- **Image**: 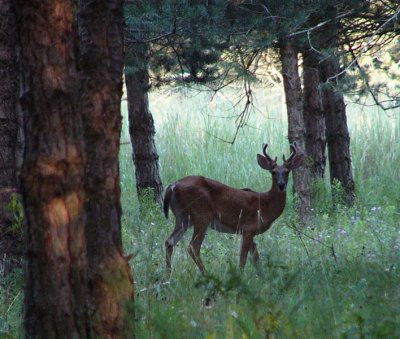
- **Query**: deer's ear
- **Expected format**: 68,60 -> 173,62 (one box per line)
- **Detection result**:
257,154 -> 275,170
287,155 -> 305,170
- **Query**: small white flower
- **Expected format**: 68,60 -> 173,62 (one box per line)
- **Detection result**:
190,320 -> 198,327
229,309 -> 239,319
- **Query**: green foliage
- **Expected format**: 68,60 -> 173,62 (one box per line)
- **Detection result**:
6,194 -> 24,235
0,269 -> 23,338
125,0 -> 231,85
124,1 -> 351,88
125,0 -> 400,116
342,37 -> 400,109
0,196 -> 24,337
331,179 -> 346,206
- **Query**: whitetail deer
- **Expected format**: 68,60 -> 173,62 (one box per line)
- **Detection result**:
163,143 -> 304,273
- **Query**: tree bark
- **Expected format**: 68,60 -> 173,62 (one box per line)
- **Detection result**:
78,0 -> 134,337
15,0 -> 89,337
279,40 -> 312,222
0,0 -> 23,274
125,45 -> 163,205
302,48 -> 326,178
315,6 -> 355,206
320,55 -> 355,205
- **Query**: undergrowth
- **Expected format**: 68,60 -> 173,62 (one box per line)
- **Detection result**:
124,194 -> 399,338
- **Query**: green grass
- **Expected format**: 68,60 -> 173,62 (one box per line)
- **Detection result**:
121,86 -> 400,338
0,269 -> 23,338
1,86 -> 399,338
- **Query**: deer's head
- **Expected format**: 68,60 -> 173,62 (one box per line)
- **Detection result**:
257,143 -> 304,192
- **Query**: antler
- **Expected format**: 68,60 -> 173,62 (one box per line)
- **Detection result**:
283,142 -> 297,164
262,143 -> 277,164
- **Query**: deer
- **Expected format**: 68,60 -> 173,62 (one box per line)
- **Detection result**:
163,142 -> 304,274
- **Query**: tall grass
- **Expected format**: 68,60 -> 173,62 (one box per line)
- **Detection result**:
1,86 -> 399,338
120,86 -> 400,338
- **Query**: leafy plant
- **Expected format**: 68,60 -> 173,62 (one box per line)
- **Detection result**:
6,193 -> 24,235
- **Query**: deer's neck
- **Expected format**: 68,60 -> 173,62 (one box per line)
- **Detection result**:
260,186 -> 287,220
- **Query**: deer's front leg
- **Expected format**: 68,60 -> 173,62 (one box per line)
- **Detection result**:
249,240 -> 260,264
239,233 -> 255,268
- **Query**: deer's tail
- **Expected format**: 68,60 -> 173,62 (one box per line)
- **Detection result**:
163,184 -> 173,219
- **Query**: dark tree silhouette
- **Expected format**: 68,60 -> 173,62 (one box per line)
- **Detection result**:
125,44 -> 163,205
302,48 -> 326,178
78,0 -> 135,336
319,10 -> 356,205
279,40 -> 312,222
16,0 -> 89,336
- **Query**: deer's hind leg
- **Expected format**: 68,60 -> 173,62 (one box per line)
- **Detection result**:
165,215 -> 189,275
188,214 -> 211,274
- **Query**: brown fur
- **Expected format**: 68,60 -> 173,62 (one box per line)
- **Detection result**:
163,144 -> 303,274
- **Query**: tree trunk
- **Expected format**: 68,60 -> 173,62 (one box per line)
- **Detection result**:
302,48 -> 326,178
16,0 -> 89,337
317,7 -> 355,206
279,40 -> 312,223
125,45 -> 163,205
0,0 -> 23,274
320,56 -> 355,205
78,0 -> 134,337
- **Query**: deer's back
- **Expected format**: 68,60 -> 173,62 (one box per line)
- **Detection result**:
170,176 -> 257,226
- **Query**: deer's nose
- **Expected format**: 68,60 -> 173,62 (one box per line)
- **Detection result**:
278,181 -> 286,191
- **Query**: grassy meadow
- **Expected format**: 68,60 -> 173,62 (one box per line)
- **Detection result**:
120,86 -> 400,338
1,86 -> 399,338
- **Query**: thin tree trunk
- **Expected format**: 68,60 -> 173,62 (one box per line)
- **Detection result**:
279,40 -> 312,223
320,55 -> 355,205
16,0 -> 89,337
0,0 -> 22,274
302,48 -> 326,178
125,45 -> 163,205
317,7 -> 355,206
78,0 -> 134,337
